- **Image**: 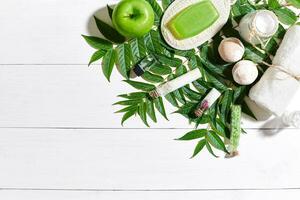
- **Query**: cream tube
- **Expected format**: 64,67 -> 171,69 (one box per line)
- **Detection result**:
149,68 -> 202,98
194,88 -> 221,117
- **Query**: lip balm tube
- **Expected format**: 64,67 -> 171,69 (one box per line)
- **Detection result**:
194,88 -> 221,117
149,68 -> 202,98
239,10 -> 279,45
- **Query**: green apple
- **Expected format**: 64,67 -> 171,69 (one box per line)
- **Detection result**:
112,0 -> 155,38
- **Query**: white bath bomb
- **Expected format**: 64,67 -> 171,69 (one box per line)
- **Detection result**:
232,60 -> 258,85
218,37 -> 245,63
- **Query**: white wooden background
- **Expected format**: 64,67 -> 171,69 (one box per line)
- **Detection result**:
0,0 -> 300,199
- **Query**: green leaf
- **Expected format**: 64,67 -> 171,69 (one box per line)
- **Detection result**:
102,49 -> 117,81
94,16 -> 126,43
121,110 -> 136,125
287,0 -> 300,8
146,99 -> 157,123
115,105 -> 138,113
192,80 -> 209,95
146,0 -> 163,20
88,49 -> 107,66
114,99 -> 142,106
173,89 -> 186,104
118,92 -> 148,99
241,101 -> 257,120
206,131 -> 228,153
244,45 -> 267,63
165,92 -> 179,107
116,44 -> 132,79
176,129 -> 207,141
107,5 -> 114,19
149,64 -> 172,75
138,102 -> 149,127
124,80 -> 155,91
175,65 -> 187,76
206,142 -> 218,158
154,97 -> 168,120
82,35 -> 113,50
142,71 -> 164,83
182,87 -> 202,101
144,30 -> 163,53
129,38 -> 147,64
274,8 -> 297,25
154,54 -> 182,68
162,0 -> 173,10
175,102 -> 195,115
233,86 -> 247,104
191,139 -> 206,158
268,0 -> 281,9
205,71 -> 227,91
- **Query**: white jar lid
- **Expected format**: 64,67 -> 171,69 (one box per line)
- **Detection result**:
252,10 -> 279,37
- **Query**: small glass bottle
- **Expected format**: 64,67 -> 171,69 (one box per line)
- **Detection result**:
239,10 -> 279,45
131,54 -> 157,77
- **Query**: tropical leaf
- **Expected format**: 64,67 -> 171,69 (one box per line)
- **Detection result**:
138,101 -> 149,127
144,30 -> 163,53
94,16 -> 126,43
274,7 -> 298,25
165,92 -> 179,107
89,49 -> 107,66
118,92 -> 148,100
129,37 -> 147,64
124,80 -> 155,91
146,98 -> 157,122
142,71 -> 164,83
116,43 -> 132,79
191,139 -> 206,158
149,64 -> 172,75
154,97 -> 168,120
115,105 -> 138,113
162,0 -> 173,10
206,142 -> 218,158
287,0 -> 300,8
107,5 -> 114,19
102,49 -> 117,81
82,35 -> 112,50
121,110 -> 136,125
114,99 -> 142,106
206,131 -> 228,153
176,129 -> 207,141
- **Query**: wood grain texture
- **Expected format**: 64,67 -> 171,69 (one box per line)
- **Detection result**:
0,0 -> 299,198
1,190 -> 300,200
0,0 -> 118,64
0,128 -> 299,190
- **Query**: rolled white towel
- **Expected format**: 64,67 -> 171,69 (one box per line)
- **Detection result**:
249,25 -> 300,116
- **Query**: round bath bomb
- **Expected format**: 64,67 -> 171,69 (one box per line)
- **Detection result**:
232,60 -> 258,85
218,37 -> 244,63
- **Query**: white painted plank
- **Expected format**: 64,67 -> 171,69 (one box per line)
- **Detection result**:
0,0 -> 118,64
1,190 -> 300,200
0,65 -> 299,128
0,128 -> 299,189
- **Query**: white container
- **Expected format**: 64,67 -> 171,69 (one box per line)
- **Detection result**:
149,68 -> 202,98
239,10 -> 279,45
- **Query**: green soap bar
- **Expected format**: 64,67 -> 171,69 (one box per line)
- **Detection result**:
166,0 -> 219,40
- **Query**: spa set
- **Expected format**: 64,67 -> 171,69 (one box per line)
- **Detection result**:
83,0 -> 300,158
